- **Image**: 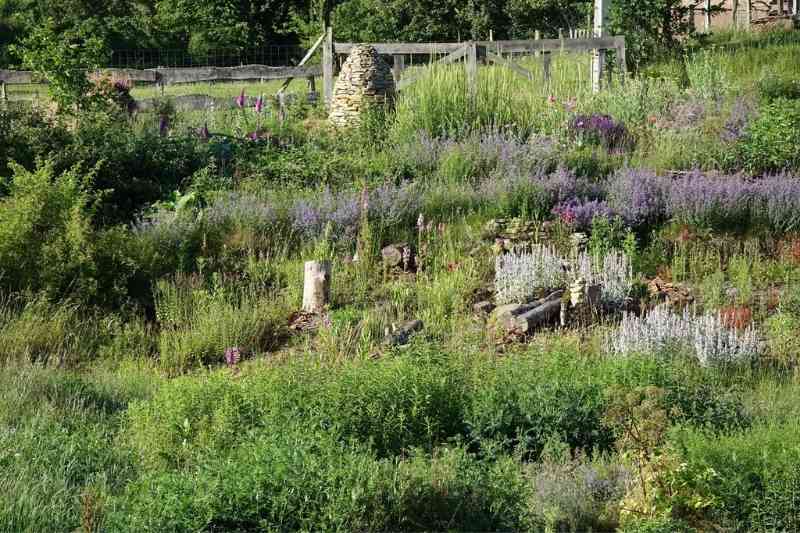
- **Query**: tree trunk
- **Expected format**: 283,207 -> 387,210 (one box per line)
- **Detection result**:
302,260 -> 331,313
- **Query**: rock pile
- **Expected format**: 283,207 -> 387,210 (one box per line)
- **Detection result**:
329,45 -> 395,127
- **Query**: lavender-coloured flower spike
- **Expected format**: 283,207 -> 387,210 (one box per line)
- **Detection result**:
235,89 -> 246,109
158,115 -> 168,136
255,95 -> 264,113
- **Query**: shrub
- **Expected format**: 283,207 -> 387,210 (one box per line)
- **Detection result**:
495,246 -> 633,306
670,421 -> 800,531
494,245 -> 568,304
110,436 -> 530,533
528,445 -> 630,532
734,98 -> 800,174
758,75 -> 800,101
0,296 -> 101,366
467,357 -> 614,459
0,161 -> 103,302
569,114 -> 633,154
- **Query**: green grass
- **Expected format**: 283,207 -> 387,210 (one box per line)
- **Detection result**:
2,29 -> 800,533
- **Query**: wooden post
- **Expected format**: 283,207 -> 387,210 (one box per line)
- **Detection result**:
0,81 -> 6,102
617,42 -> 627,86
322,25 -> 334,106
465,41 -> 478,102
489,29 -> 494,41
302,260 -> 331,313
392,55 -> 405,84
307,76 -> 317,103
745,0 -> 751,29
705,0 -> 712,31
591,0 -> 608,93
731,0 -> 739,28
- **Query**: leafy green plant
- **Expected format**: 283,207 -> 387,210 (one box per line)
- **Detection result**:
12,19 -> 109,111
155,277 -> 286,373
733,98 -> 800,173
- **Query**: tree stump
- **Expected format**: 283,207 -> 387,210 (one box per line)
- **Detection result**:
302,260 -> 331,313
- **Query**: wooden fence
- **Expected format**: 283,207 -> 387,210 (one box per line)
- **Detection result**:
0,64 -> 323,111
0,25 -> 627,112
322,27 -> 627,104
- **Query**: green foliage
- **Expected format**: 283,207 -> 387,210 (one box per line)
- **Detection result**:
733,98 -> 800,174
0,161 -> 103,302
154,277 -> 287,373
670,421 -> 800,530
13,18 -> 109,110
0,296 -> 99,366
758,74 -> 800,101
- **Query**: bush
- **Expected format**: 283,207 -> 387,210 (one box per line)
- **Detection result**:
734,98 -> 800,174
0,160 -> 139,307
670,421 -> 800,530
758,75 -> 800,101
467,356 -> 613,459
0,296 -> 103,366
110,435 -> 530,533
56,113 -> 211,224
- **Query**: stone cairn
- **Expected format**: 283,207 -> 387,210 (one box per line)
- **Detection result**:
329,45 -> 395,127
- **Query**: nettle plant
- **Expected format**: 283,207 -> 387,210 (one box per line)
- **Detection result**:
494,245 -> 633,305
606,304 -> 761,366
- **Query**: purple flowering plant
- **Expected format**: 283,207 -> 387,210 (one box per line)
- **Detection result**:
569,114 -> 633,153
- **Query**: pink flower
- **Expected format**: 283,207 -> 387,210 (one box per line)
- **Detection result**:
235,89 -> 246,109
255,95 -> 264,113
548,95 -> 556,104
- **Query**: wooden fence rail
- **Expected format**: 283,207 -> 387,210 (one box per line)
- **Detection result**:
324,33 -> 627,105
0,64 -> 322,86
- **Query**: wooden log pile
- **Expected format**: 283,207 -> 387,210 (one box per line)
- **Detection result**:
329,45 -> 394,127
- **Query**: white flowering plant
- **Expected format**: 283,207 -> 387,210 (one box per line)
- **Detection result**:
605,304 -> 761,366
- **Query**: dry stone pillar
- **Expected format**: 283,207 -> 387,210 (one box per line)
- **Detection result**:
329,45 -> 395,127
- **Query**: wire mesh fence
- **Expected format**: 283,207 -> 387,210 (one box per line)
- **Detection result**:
109,45 -> 307,69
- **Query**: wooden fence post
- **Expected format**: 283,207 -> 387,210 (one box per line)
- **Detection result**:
465,41 -> 478,102
705,0 -> 712,31
0,81 -> 6,103
392,55 -> 405,84
323,25 -> 334,106
591,0 -> 608,93
745,0 -> 752,29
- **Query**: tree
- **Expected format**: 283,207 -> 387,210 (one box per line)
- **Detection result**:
610,0 -> 725,67
13,18 -> 109,110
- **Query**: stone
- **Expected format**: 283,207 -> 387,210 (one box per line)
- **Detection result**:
384,319 -> 424,346
473,301 -> 495,315
329,45 -> 395,128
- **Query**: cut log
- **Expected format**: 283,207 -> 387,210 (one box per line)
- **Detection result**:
489,290 -> 564,332
514,297 -> 563,334
302,260 -> 331,313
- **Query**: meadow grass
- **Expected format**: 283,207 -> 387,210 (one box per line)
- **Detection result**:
1,29 -> 800,533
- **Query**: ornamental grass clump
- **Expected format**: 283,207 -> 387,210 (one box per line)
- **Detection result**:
606,304 -> 761,366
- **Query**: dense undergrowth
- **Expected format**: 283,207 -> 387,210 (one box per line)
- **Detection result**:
2,29 -> 800,532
